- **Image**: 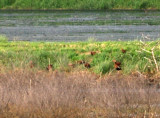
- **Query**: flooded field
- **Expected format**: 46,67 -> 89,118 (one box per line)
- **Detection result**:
0,10 -> 160,41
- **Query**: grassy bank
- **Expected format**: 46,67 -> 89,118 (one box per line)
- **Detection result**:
0,35 -> 160,75
0,0 -> 160,10
0,35 -> 160,117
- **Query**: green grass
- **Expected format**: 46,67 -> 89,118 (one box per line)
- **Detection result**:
0,0 -> 160,10
0,36 -> 160,74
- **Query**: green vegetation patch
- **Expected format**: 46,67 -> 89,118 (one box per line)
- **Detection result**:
0,36 -> 160,74
0,0 -> 160,10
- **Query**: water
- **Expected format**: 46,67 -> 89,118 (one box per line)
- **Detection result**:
0,10 -> 160,41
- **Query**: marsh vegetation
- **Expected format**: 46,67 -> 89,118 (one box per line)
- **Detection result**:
0,34 -> 160,117
0,0 -> 160,10
0,36 -> 160,75
0,69 -> 160,117
1,10 -> 160,41
1,1 -> 160,117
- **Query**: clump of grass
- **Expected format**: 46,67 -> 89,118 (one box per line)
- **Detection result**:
140,1 -> 151,9
87,37 -> 98,43
93,61 -> 113,74
0,35 -> 8,43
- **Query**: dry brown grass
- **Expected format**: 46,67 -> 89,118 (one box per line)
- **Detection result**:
0,69 -> 160,117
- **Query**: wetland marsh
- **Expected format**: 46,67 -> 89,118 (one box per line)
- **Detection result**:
1,10 -> 160,41
0,10 -> 160,117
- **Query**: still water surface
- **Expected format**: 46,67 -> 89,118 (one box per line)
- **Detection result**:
0,10 -> 160,41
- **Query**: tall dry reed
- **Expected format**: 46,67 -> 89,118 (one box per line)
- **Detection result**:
0,69 -> 160,117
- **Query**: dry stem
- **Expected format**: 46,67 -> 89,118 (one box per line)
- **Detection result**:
151,47 -> 159,72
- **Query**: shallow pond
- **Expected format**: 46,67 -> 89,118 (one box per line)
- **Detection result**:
0,10 -> 160,41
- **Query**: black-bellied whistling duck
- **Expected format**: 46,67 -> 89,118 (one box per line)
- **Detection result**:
84,62 -> 91,68
149,78 -> 154,83
91,51 -> 96,56
29,61 -> 34,68
77,60 -> 85,65
112,60 -> 121,70
121,48 -> 126,53
46,64 -> 53,71
68,63 -> 75,68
